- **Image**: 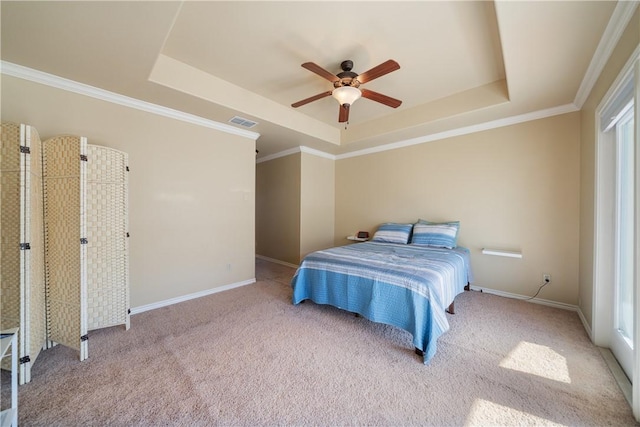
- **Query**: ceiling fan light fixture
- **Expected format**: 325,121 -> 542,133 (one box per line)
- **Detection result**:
332,86 -> 361,107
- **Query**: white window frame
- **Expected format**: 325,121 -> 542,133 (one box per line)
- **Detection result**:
593,46 -> 639,420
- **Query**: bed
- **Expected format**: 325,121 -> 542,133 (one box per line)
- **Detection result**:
291,222 -> 472,364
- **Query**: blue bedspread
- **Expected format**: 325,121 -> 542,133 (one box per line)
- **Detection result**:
291,242 -> 472,363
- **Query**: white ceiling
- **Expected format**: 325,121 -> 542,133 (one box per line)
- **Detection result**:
0,1 -> 621,159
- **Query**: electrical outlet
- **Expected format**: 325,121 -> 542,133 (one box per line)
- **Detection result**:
543,273 -> 551,284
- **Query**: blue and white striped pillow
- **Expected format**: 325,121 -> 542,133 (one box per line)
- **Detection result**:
371,223 -> 413,244
411,220 -> 460,249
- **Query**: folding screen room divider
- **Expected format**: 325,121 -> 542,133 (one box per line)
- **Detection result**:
0,122 -> 130,384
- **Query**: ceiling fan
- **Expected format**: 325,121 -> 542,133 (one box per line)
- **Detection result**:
291,59 -> 402,123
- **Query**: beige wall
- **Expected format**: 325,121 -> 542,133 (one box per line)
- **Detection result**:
579,9 -> 640,329
336,113 -> 581,305
300,152 -> 335,259
2,76 -> 256,308
256,153 -> 301,264
256,150 -> 335,264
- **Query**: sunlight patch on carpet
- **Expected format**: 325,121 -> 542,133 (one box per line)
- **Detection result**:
465,398 -> 565,426
499,341 -> 571,384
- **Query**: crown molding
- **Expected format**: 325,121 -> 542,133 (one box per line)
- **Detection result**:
256,146 -> 302,164
257,103 -> 579,163
574,0 -> 639,108
256,145 -> 337,164
4,60 -> 585,165
1,61 -> 261,141
335,103 -> 579,160
299,146 -> 336,160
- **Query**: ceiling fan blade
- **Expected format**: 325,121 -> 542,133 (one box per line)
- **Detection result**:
361,89 -> 402,108
291,91 -> 332,108
301,62 -> 340,83
356,60 -> 400,84
338,104 -> 350,123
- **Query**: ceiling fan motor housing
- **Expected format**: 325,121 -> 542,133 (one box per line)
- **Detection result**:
335,59 -> 360,88
340,60 -> 354,71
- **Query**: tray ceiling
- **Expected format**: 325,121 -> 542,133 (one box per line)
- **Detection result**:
0,1 -> 620,158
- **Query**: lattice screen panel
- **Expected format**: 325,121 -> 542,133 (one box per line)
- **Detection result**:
86,144 -> 130,330
43,135 -> 88,361
26,125 -> 47,380
0,123 -> 47,384
0,123 -> 22,335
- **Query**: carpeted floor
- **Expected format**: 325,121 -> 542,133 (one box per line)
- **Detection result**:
1,258 -> 637,426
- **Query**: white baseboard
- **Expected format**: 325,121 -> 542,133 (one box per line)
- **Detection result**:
576,306 -> 593,340
130,278 -> 256,315
468,285 -> 578,312
599,347 -> 632,407
255,254 -> 299,269
470,285 -> 594,340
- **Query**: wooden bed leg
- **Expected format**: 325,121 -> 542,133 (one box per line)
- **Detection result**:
415,347 -> 424,357
446,282 -> 471,315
